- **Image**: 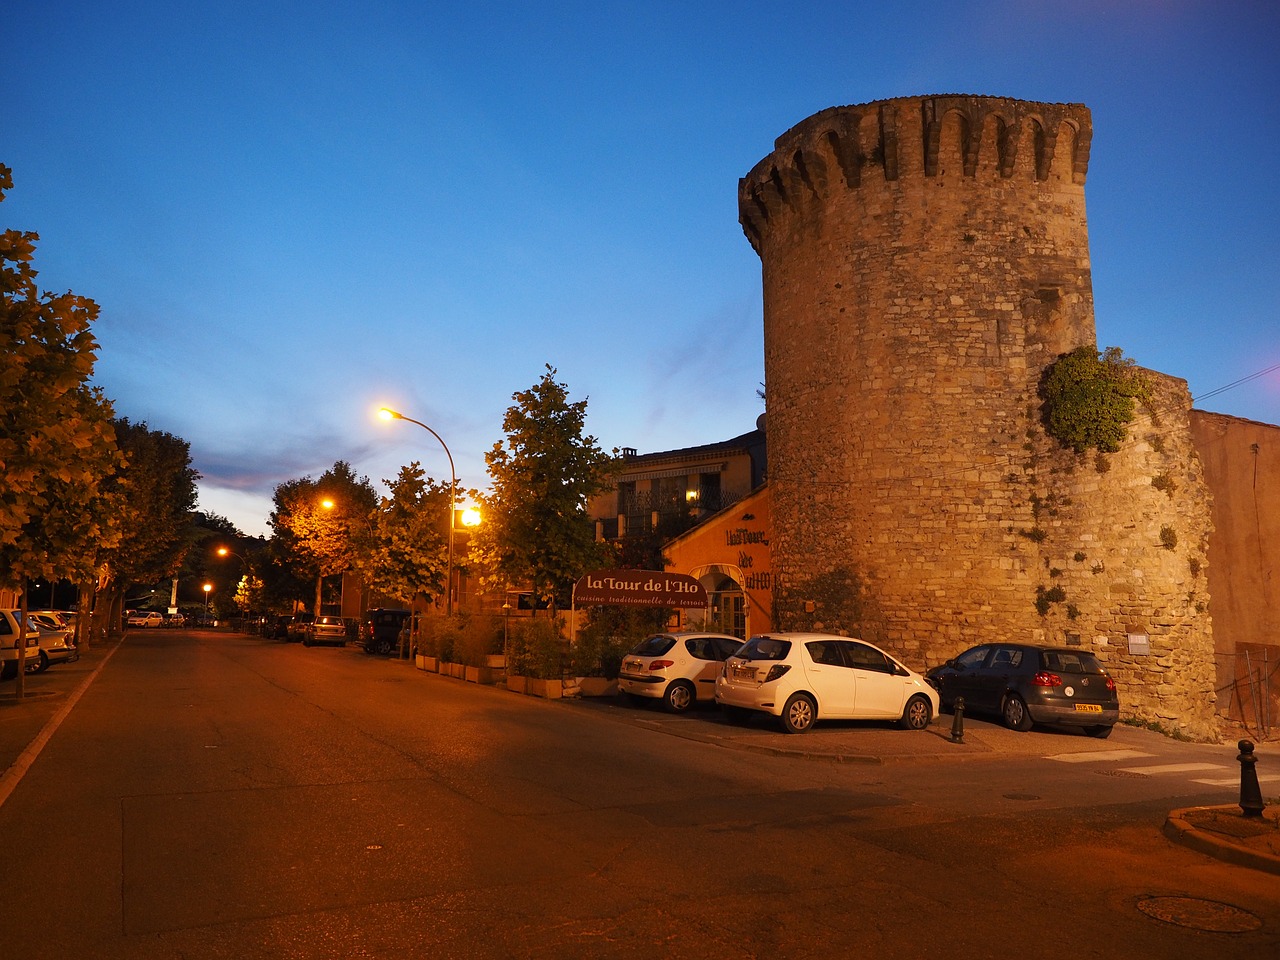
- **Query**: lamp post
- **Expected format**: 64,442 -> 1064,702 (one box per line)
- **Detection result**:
203,583 -> 213,622
378,407 -> 459,616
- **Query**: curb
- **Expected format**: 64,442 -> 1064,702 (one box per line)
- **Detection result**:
1164,805 -> 1280,876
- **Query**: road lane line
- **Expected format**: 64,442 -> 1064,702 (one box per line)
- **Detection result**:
0,639 -> 124,810
1192,774 -> 1280,786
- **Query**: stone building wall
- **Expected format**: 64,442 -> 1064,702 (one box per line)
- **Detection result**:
740,95 -> 1218,739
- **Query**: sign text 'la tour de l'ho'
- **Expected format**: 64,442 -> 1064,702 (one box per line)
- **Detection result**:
572,570 -> 709,611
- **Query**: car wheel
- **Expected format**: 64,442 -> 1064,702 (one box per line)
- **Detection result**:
376,639 -> 393,656
721,705 -> 753,725
779,693 -> 817,734
1086,723 -> 1114,739
27,651 -> 50,674
900,694 -> 932,730
663,680 -> 695,714
1001,694 -> 1034,731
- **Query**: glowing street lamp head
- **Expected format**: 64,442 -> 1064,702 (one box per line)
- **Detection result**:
203,583 -> 212,594
460,507 -> 481,528
321,499 -> 335,510
377,407 -> 403,422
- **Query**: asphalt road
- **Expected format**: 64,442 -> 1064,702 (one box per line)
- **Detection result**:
1,629 -> 1277,959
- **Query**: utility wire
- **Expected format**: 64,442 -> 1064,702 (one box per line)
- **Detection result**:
1193,362 -> 1280,404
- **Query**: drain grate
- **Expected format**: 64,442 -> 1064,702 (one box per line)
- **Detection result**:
1137,896 -> 1262,933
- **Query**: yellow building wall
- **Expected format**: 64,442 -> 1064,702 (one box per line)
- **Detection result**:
664,486 -> 774,636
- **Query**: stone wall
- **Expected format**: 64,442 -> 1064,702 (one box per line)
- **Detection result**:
740,95 -> 1218,739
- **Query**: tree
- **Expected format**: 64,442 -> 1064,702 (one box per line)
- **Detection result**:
269,461 -> 377,614
0,163 -> 125,691
475,365 -> 616,612
95,420 -> 201,633
359,462 -> 454,607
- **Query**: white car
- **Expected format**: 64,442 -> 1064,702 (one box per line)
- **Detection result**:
127,611 -> 166,628
714,632 -> 939,734
0,611 -> 44,680
19,611 -> 78,672
617,632 -> 744,713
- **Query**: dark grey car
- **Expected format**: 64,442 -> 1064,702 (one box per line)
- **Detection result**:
925,643 -> 1119,737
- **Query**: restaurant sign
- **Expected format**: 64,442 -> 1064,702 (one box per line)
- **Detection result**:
573,569 -> 708,609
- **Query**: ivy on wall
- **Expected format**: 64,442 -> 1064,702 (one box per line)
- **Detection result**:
1039,345 -> 1149,453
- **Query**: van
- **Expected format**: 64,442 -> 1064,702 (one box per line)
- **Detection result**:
360,608 -> 411,656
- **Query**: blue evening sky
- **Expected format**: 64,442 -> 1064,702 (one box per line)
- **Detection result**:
6,1 -> 1278,536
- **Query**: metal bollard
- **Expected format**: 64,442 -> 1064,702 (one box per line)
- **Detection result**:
1238,739 -> 1265,818
950,697 -> 965,743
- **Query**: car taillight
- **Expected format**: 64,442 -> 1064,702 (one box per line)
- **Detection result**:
762,664 -> 791,683
1104,675 -> 1116,691
648,660 -> 674,671
1032,671 -> 1062,687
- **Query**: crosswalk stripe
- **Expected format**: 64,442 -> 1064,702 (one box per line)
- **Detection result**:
1192,774 -> 1280,787
1048,750 -> 1154,763
1117,763 -> 1225,775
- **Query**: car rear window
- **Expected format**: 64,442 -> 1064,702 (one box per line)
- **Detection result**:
630,635 -> 676,657
1042,650 -> 1104,674
739,637 -> 791,661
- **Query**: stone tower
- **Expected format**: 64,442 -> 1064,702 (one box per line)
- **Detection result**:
741,95 -> 1217,738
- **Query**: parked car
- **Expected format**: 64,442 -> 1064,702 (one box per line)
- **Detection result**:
715,633 -> 938,734
165,613 -> 186,628
266,615 -> 293,640
618,632 -> 744,713
0,610 -> 44,680
360,608 -> 411,656
127,611 -> 165,628
925,643 -> 1119,737
303,615 -> 347,647
15,611 -> 77,672
285,613 -> 314,642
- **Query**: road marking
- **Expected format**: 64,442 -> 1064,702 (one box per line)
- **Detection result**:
0,639 -> 124,810
1048,750 -> 1154,763
1193,774 -> 1280,787
1117,763 -> 1226,775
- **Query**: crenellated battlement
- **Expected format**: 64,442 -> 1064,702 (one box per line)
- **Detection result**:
739,95 -> 1092,252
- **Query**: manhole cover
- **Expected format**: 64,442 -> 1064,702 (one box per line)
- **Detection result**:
1097,769 -> 1148,778
1002,793 -> 1041,801
1137,896 -> 1262,933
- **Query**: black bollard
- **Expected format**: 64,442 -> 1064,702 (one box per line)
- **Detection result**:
1237,739 -> 1265,818
950,697 -> 965,743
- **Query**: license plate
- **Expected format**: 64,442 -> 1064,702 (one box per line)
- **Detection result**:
1074,703 -> 1103,713
732,664 -> 756,681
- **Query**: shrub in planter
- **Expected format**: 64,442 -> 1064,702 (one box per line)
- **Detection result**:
574,606 -> 666,678
508,617 -> 564,680
454,614 -> 504,667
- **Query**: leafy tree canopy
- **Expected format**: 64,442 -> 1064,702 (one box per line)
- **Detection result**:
475,365 -> 616,610
0,162 -> 124,588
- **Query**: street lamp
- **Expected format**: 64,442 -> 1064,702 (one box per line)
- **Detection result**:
203,583 -> 213,621
378,406 -> 458,616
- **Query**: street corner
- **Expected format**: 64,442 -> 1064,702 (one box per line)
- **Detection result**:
1164,803 -> 1280,876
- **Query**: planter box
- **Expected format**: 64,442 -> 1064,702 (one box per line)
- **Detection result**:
484,654 -> 506,670
506,675 -> 528,695
576,677 -> 618,698
417,655 -> 438,673
445,662 -> 465,679
526,678 -> 563,700
414,655 -> 427,670
465,665 -> 501,685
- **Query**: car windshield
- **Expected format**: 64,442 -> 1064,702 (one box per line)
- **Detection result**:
1042,650 -> 1104,674
738,637 -> 792,661
630,635 -> 676,657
